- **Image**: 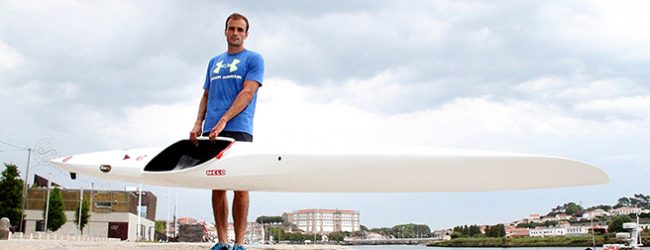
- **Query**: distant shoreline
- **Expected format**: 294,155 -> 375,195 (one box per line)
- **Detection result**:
427,235 -> 638,248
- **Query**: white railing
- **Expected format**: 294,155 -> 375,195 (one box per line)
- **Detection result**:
9,232 -> 121,242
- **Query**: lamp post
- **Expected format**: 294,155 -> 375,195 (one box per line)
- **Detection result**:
78,187 -> 84,233
166,187 -> 170,242
89,182 -> 93,237
136,184 -> 143,241
17,138 -> 59,233
19,148 -> 32,233
44,173 -> 51,232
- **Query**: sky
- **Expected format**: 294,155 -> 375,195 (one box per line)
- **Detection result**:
1,0 -> 649,230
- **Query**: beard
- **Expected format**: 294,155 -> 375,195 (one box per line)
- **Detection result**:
227,37 -> 243,47
228,41 -> 243,47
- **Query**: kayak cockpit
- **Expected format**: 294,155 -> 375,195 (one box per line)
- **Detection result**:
143,138 -> 233,172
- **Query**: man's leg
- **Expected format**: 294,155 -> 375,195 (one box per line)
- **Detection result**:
232,191 -> 249,245
212,190 -> 229,244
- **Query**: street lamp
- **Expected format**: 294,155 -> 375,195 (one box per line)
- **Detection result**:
44,173 -> 51,232
18,138 -> 60,233
77,187 -> 84,233
19,148 -> 32,233
137,184 -> 143,241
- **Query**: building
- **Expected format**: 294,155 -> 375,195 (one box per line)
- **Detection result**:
611,207 -> 649,216
21,177 -> 157,241
555,214 -> 572,221
529,227 -> 566,237
177,217 -> 198,225
283,209 -> 360,234
431,229 -> 452,241
557,221 -> 571,228
565,226 -> 590,236
528,214 -> 541,223
505,226 -> 529,237
540,214 -> 571,223
580,209 -> 610,220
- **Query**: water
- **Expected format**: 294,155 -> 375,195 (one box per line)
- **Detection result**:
347,246 -> 593,250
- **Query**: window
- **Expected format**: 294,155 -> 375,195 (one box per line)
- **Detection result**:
95,201 -> 112,208
35,220 -> 45,232
139,205 -> 148,217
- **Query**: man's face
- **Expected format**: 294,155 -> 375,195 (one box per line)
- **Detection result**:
225,18 -> 248,47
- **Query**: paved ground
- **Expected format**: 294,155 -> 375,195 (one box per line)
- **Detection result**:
0,239 -> 347,250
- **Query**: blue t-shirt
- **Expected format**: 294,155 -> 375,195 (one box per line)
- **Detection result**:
202,49 -> 264,135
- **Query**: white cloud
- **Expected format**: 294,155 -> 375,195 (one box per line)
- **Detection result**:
97,102 -> 198,149
556,79 -> 643,100
575,95 -> 650,120
255,79 -> 649,153
0,40 -> 25,70
57,82 -> 81,99
307,70 -> 410,112
516,76 -> 649,121
543,1 -> 650,60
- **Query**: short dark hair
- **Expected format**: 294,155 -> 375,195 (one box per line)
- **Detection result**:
225,13 -> 249,32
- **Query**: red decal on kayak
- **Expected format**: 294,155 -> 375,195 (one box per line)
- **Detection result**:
123,154 -> 130,160
206,169 -> 226,176
216,142 -> 235,160
62,156 -> 73,163
136,155 -> 148,161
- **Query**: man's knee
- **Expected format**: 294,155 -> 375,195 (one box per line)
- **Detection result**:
212,190 -> 227,204
234,191 -> 249,197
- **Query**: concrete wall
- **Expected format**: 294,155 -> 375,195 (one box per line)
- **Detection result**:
126,212 -> 154,241
23,210 -> 154,241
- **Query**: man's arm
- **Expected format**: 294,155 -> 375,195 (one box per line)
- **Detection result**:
208,80 -> 260,140
189,89 -> 209,145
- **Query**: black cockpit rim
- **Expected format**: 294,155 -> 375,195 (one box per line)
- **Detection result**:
143,138 -> 234,172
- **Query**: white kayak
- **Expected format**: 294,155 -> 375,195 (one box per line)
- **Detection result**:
49,137 -> 608,192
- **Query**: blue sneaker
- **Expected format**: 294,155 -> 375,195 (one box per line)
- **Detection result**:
232,244 -> 246,250
210,242 -> 231,250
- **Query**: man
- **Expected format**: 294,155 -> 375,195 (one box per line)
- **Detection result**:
190,13 -> 264,250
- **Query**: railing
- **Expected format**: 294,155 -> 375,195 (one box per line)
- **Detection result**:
8,232 -> 121,242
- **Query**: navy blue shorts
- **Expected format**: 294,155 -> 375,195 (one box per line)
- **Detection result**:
202,131 -> 253,142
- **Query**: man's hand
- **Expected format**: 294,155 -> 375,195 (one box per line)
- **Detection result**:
209,118 -> 227,141
189,123 -> 202,146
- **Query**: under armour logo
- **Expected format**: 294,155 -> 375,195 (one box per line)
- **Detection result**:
214,59 -> 240,73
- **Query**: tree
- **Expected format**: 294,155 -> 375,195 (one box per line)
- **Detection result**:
392,223 -> 431,238
543,220 -> 558,227
0,163 -> 24,227
370,227 -> 394,237
155,220 -> 167,235
548,202 -> 583,216
468,225 -> 481,237
43,187 -> 66,232
74,199 -> 90,234
360,225 -> 368,231
266,226 -> 284,242
255,215 -> 283,224
615,197 -> 631,209
564,202 -> 582,215
516,222 -> 536,228
282,231 -> 313,242
328,231 -> 345,242
452,224 -> 481,238
485,224 -> 506,238
453,225 -> 469,237
632,194 -> 650,209
450,231 -> 464,239
608,215 -> 633,233
588,205 -> 612,211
